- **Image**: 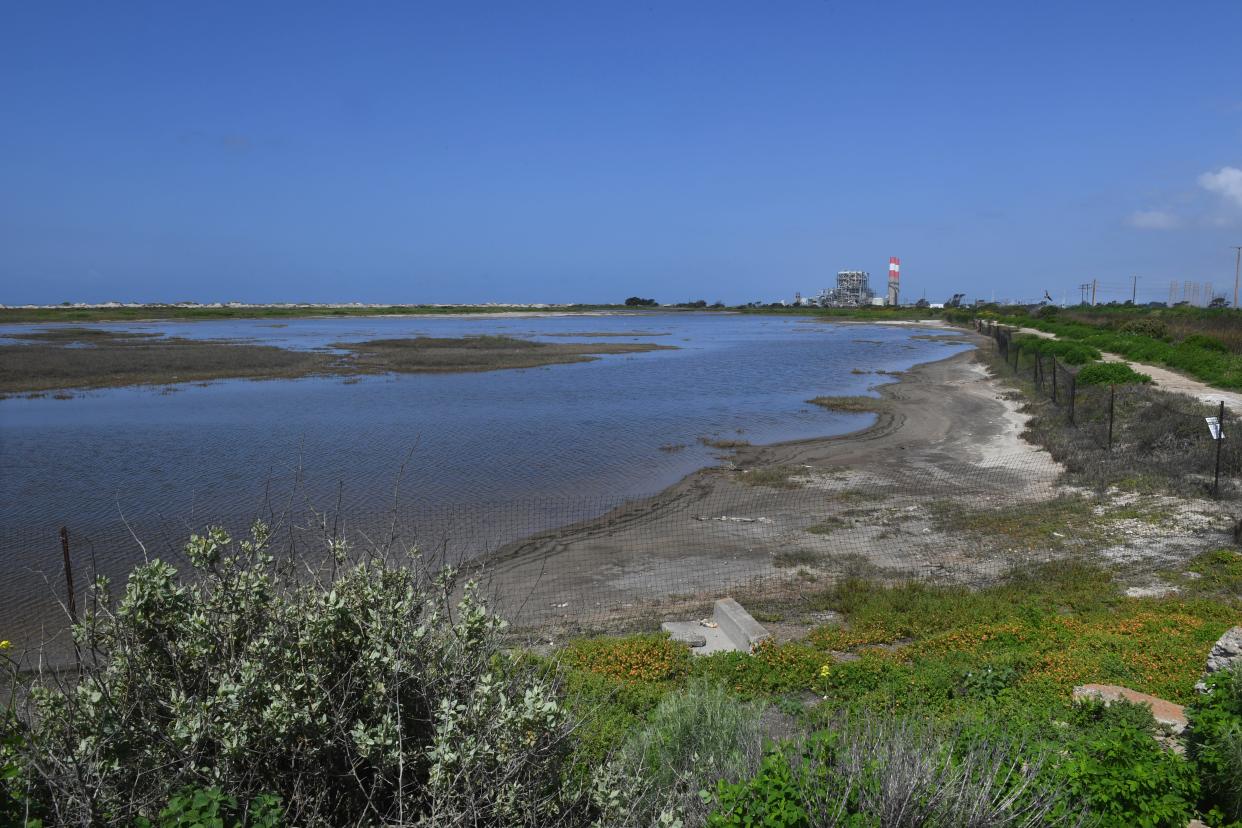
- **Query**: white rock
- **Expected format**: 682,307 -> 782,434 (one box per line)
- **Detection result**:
1206,626 -> 1242,676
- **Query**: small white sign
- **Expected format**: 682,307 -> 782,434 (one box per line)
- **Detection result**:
1206,416 -> 1224,440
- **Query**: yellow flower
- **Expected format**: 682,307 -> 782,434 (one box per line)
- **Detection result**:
0,640 -> 9,649
819,663 -> 831,678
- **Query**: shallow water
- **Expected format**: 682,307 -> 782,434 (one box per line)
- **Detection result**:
0,312 -> 969,640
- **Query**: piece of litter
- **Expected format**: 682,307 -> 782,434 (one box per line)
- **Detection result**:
699,619 -> 718,629
550,602 -> 569,609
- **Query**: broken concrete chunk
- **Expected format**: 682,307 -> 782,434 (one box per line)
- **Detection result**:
1072,684 -> 1187,734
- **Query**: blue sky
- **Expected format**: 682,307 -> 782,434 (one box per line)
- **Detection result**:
3,1 -> 1242,306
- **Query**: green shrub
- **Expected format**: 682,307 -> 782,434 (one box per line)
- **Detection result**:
1076,362 -> 1152,386
1187,665 -> 1242,824
613,678 -> 769,826
1058,700 -> 1198,827
1183,333 -> 1229,353
1011,334 -> 1101,366
6,523 -> 588,826
1121,318 -> 1171,340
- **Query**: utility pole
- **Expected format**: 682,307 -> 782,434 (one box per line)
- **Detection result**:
1091,279 -> 1097,306
1233,246 -> 1242,309
1131,275 -> 1137,305
1079,283 -> 1090,305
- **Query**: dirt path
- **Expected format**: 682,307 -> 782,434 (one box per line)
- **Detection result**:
1011,325 -> 1242,407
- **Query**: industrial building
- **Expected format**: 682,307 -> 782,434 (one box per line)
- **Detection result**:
813,270 -> 875,307
795,257 -> 904,307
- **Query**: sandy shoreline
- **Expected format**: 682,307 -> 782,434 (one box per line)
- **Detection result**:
480,333 -> 1062,626
480,329 -> 1235,634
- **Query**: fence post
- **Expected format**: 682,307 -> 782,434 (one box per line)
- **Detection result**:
60,526 -> 78,624
1013,344 -> 1020,372
1051,356 -> 1058,403
1108,385 -> 1115,451
1068,373 -> 1077,425
1214,400 -> 1225,496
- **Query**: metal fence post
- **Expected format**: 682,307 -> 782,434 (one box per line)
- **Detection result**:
1068,373 -> 1076,425
1051,356 -> 1058,403
1108,385 -> 1115,451
60,526 -> 78,624
1214,400 -> 1225,496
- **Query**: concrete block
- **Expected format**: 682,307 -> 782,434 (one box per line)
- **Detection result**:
661,622 -> 706,648
714,598 -> 770,652
661,620 -> 736,655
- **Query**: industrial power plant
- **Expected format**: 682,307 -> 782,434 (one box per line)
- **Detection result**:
794,257 -> 903,308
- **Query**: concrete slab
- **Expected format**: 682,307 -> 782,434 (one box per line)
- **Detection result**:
714,597 -> 771,652
661,620 -> 738,655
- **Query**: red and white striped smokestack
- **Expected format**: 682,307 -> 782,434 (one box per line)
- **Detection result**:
886,257 -> 900,306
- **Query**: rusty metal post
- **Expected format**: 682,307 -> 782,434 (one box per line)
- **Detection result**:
1051,356 -> 1059,403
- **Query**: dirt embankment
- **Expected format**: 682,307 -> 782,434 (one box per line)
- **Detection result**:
481,336 -> 1235,633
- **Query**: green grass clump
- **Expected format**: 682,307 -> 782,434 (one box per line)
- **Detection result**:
1076,362 -> 1152,386
1012,334 -> 1101,365
1183,333 -> 1229,353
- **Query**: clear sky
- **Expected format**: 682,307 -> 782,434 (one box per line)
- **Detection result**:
3,1 -> 1242,306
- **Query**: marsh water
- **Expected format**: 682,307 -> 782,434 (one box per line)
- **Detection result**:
0,313 -> 970,641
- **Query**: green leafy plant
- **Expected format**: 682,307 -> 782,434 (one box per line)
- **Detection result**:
134,787 -> 282,828
1058,700 -> 1198,827
707,748 -> 808,828
1187,665 -> 1242,824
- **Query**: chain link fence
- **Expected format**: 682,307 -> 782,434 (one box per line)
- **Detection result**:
4,444 -> 1237,656
978,320 -> 1240,488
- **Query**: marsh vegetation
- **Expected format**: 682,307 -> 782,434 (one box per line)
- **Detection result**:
0,330 -> 674,394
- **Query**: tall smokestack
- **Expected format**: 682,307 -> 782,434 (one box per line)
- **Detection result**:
887,257 -> 900,306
